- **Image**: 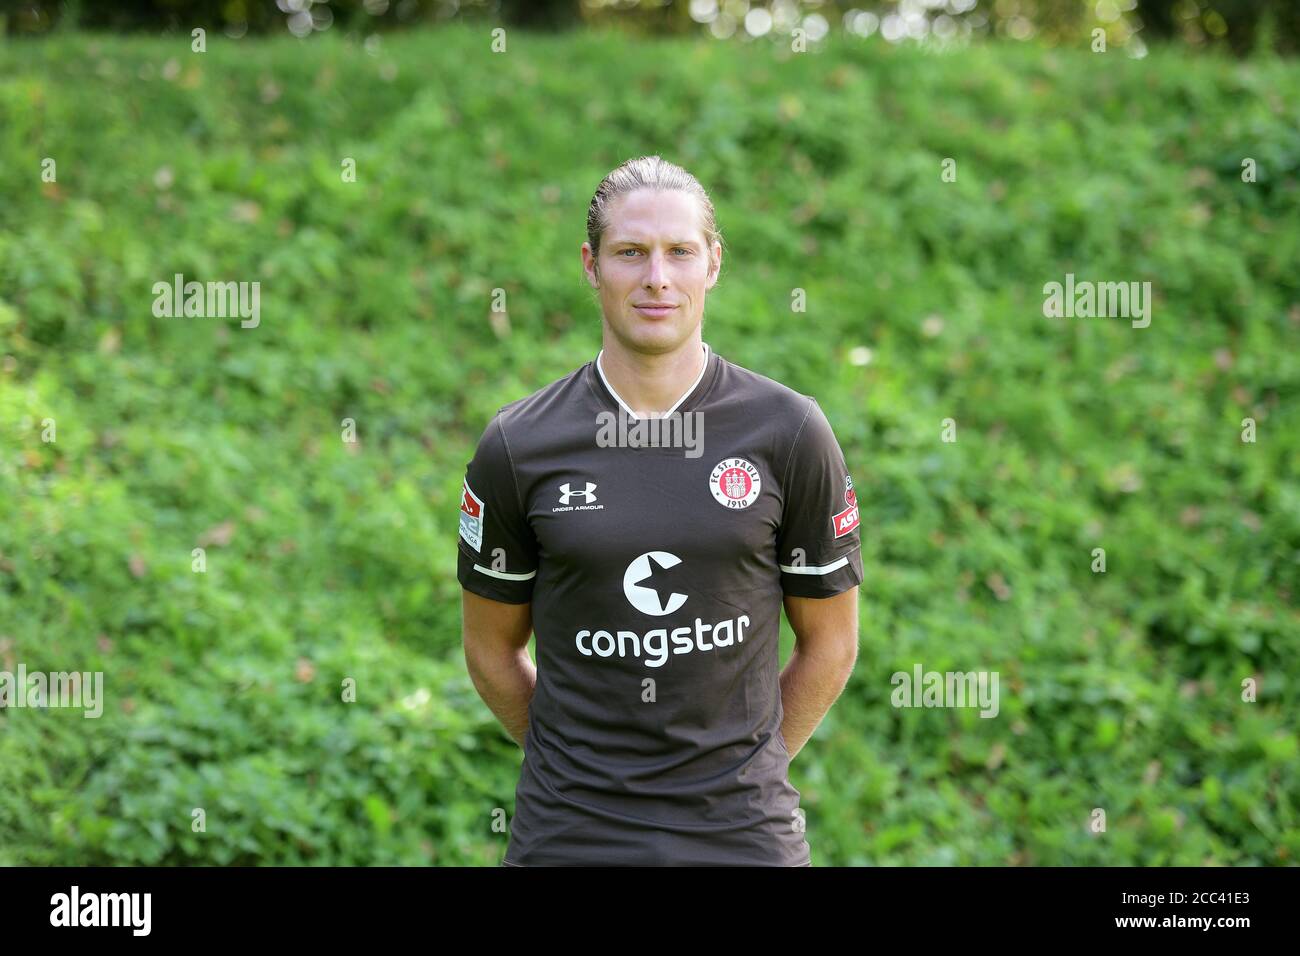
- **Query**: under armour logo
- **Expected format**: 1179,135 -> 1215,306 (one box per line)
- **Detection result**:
558,482 -> 597,505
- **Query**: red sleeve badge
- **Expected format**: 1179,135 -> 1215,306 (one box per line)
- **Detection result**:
832,475 -> 859,538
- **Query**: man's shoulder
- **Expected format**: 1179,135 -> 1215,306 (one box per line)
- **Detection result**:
714,354 -> 815,422
492,361 -> 593,426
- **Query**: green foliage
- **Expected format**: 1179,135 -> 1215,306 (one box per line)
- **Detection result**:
0,24 -> 1297,865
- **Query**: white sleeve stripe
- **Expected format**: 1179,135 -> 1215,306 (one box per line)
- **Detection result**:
473,564 -> 537,581
779,556 -> 849,575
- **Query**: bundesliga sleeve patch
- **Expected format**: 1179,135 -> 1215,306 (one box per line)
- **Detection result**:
832,474 -> 859,538
459,478 -> 484,552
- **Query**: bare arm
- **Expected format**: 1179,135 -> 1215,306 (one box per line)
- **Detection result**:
778,586 -> 859,760
462,589 -> 536,748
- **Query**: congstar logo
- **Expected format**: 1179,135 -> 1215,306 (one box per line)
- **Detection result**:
574,551 -> 749,668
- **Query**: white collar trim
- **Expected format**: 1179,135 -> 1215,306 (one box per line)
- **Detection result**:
595,342 -> 711,421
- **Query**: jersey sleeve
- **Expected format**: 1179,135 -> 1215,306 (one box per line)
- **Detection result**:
775,398 -> 864,599
456,412 -> 538,604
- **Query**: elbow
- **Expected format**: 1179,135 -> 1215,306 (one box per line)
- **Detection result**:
840,640 -> 859,677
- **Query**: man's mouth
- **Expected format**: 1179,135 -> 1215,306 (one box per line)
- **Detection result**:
634,304 -> 677,318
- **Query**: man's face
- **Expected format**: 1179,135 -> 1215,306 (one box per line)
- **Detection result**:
582,188 -> 721,355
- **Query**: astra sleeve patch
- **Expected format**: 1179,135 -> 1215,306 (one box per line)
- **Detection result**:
833,475 -> 860,538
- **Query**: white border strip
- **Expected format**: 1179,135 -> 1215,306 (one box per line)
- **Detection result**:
596,342 -> 710,421
779,556 -> 849,575
473,565 -> 537,581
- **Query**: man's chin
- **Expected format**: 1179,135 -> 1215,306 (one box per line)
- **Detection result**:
611,320 -> 696,355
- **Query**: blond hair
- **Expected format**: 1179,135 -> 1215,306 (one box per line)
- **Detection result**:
585,155 -> 723,277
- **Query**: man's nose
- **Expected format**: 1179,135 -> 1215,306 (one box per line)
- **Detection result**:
644,251 -> 669,287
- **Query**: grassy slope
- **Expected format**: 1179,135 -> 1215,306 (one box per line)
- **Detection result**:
0,23 -> 1297,864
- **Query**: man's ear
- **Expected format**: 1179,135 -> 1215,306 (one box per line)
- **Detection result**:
581,242 -> 600,289
707,244 -> 722,288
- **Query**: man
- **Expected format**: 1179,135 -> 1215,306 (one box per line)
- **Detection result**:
458,156 -> 861,866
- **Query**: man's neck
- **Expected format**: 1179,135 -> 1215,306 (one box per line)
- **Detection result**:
596,338 -> 708,420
